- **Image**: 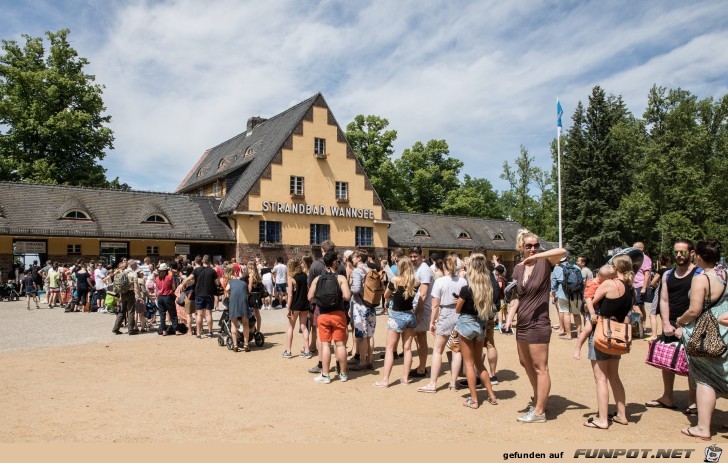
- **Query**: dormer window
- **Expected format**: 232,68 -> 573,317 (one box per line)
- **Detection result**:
62,210 -> 91,220
218,158 -> 226,170
457,231 -> 471,240
493,233 -> 505,241
144,214 -> 169,224
414,229 -> 430,237
244,147 -> 254,157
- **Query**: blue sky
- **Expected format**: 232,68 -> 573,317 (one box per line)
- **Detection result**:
1,0 -> 726,193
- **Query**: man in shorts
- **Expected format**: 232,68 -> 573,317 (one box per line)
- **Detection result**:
307,240 -> 336,374
185,255 -> 219,338
550,255 -> 583,339
21,269 -> 39,310
272,256 -> 287,309
409,246 -> 433,378
307,251 -> 351,383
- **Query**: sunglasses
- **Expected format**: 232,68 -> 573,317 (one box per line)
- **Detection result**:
524,243 -> 539,250
672,250 -> 690,257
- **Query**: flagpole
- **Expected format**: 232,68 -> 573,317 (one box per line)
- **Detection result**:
557,98 -> 563,248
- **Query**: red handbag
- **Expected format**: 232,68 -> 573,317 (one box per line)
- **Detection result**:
645,336 -> 689,376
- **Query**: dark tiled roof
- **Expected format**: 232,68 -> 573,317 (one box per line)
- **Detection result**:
387,211 -> 548,251
0,182 -> 234,241
177,94 -> 320,213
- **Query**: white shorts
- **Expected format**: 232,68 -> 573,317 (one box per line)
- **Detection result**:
557,297 -> 581,315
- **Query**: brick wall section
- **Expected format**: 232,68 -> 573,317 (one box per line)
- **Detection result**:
0,254 -> 13,279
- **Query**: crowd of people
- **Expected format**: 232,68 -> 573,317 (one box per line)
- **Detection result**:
8,233 -> 728,439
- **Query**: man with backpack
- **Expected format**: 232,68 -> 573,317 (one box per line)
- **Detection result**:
307,240 -> 336,374
550,254 -> 584,339
349,250 -> 382,371
307,251 -> 352,384
111,260 -> 139,335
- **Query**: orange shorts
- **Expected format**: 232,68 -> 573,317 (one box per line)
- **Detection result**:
317,311 -> 347,342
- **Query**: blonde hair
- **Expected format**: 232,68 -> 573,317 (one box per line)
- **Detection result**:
465,254 -> 494,320
247,261 -> 261,285
396,257 -> 418,299
597,264 -> 617,280
443,254 -> 459,276
516,228 -> 539,252
611,255 -> 634,287
287,258 -> 302,277
223,264 -> 235,281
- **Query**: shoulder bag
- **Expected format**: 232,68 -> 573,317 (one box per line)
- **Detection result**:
685,275 -> 727,358
594,315 -> 632,355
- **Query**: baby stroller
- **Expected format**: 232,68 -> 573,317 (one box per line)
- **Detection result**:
217,295 -> 265,350
0,282 -> 21,301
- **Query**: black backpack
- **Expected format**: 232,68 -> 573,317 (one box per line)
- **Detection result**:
560,263 -> 584,299
315,272 -> 340,310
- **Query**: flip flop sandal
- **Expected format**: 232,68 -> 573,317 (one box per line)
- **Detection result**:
680,427 -> 710,441
417,385 -> 437,393
684,406 -> 698,416
373,382 -> 389,388
487,395 -> 498,405
644,400 -> 677,409
583,417 -> 608,429
463,397 -> 479,409
608,414 -> 628,425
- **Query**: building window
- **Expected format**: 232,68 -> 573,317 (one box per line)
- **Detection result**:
259,221 -> 282,244
335,181 -> 348,201
244,147 -> 254,157
146,246 -> 159,255
314,138 -> 326,157
414,228 -> 429,237
67,244 -> 81,255
458,231 -> 471,240
493,233 -> 505,241
290,176 -> 304,197
62,210 -> 91,220
310,224 -> 330,245
212,182 -> 221,197
218,158 -> 226,170
355,226 -> 374,247
144,214 -> 169,224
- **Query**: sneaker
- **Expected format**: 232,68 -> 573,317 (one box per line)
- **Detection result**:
112,329 -> 122,335
308,365 -> 322,374
302,351 -> 313,359
314,374 -> 331,384
458,378 -> 483,389
282,350 -> 293,359
494,324 -> 502,332
517,410 -> 546,423
339,373 -> 349,382
490,375 -> 499,385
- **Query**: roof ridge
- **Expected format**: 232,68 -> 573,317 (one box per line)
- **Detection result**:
203,93 -> 321,153
389,210 -> 517,224
0,180 -> 216,200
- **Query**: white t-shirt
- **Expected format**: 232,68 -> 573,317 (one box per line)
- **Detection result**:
413,262 -> 434,311
273,263 -> 287,284
431,275 -> 467,308
94,268 -> 108,291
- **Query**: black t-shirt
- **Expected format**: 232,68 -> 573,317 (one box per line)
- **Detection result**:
260,267 -> 271,276
193,266 -> 218,297
387,281 -> 417,311
459,285 -> 477,316
22,275 -> 35,291
75,270 -> 91,289
291,272 -> 309,311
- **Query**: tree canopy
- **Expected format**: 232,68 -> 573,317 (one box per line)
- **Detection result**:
0,29 -> 127,189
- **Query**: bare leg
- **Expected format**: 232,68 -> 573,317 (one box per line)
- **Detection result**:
460,337 -> 479,407
424,335 -> 448,388
415,331 -> 428,374
607,358 -> 626,423
473,339 -> 496,402
590,360 -> 610,428
375,330 -> 400,387
230,317 -> 240,349
517,341 -> 538,398
528,343 -> 551,416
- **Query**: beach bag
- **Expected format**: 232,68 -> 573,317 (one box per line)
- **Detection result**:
645,336 -> 688,376
104,292 -> 118,307
685,275 -> 727,358
560,263 -> 584,299
594,316 -> 632,355
362,268 -> 384,308
315,272 -> 340,310
446,329 -> 460,352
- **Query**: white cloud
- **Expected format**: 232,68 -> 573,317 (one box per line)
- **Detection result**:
1,0 -> 726,192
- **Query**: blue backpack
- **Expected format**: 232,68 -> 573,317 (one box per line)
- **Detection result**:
560,263 -> 584,299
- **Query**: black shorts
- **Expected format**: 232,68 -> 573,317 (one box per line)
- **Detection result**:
77,288 -> 90,302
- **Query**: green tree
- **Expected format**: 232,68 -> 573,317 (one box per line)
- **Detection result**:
439,174 -> 504,218
499,145 -> 540,229
560,86 -> 635,263
394,139 -> 463,213
345,115 -> 401,210
0,29 -> 126,188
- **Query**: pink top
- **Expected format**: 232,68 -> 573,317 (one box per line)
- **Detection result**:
633,254 -> 652,288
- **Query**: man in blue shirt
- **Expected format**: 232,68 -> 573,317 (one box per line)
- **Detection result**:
550,255 -> 583,340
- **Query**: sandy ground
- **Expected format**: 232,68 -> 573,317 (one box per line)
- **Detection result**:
1,300 -> 726,443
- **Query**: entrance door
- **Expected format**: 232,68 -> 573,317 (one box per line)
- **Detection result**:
13,240 -> 48,272
100,241 -> 128,266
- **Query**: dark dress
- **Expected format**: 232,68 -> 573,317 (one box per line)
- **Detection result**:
512,258 -> 553,344
228,279 -> 248,319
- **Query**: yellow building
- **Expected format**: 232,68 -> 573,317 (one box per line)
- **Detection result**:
176,93 -> 391,261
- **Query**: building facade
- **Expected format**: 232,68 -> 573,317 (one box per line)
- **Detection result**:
0,93 -> 534,275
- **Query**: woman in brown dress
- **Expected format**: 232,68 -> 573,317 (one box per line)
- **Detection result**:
503,229 -> 566,423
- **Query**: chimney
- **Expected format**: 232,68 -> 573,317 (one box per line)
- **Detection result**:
247,116 -> 267,131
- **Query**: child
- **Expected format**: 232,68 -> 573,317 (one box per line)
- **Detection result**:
573,264 -> 617,360
20,270 -> 39,310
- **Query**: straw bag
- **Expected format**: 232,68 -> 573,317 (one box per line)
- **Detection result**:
594,316 -> 632,355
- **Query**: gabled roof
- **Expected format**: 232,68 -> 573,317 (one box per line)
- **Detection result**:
178,93 -> 390,219
387,211 -> 549,251
0,182 -> 234,241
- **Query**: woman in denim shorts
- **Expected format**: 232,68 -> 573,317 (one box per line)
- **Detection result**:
455,255 -> 498,409
374,258 -> 420,388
